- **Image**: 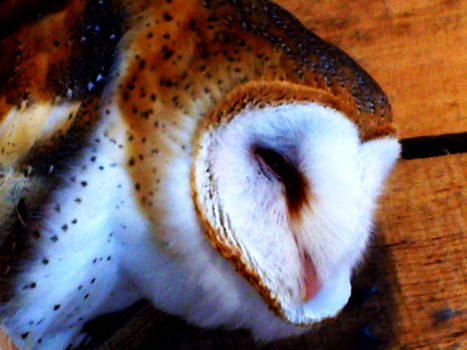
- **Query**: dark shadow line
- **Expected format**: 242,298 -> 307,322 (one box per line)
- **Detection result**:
400,132 -> 467,160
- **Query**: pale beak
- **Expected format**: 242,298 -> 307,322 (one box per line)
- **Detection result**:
302,270 -> 351,320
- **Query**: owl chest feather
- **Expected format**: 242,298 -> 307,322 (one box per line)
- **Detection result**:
0,116 -> 142,348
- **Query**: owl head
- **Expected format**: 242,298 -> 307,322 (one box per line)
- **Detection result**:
106,0 -> 401,341
149,80 -> 399,341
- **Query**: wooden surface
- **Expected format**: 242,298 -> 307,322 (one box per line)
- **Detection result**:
1,0 -> 466,349
376,154 -> 466,349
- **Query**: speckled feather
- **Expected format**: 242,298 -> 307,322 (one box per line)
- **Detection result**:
0,0 -> 398,349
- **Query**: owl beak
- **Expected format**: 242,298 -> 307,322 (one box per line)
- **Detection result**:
302,253 -> 322,301
301,269 -> 352,321
293,250 -> 352,322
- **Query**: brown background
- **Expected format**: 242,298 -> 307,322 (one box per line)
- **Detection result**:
1,0 -> 466,349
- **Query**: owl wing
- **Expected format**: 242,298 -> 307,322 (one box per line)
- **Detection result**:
0,0 -> 125,294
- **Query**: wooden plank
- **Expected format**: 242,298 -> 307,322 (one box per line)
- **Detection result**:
374,153 -> 466,349
275,0 -> 467,138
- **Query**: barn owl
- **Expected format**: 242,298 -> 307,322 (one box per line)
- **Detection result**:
0,0 -> 400,349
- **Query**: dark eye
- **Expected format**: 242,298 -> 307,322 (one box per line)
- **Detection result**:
253,146 -> 309,216
254,147 -> 291,182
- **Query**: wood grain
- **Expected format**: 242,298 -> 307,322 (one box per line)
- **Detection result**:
376,153 -> 467,349
275,0 -> 467,138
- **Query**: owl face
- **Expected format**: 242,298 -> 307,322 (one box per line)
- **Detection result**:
187,82 -> 399,330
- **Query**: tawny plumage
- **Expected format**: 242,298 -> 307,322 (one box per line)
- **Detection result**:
0,1 -> 399,349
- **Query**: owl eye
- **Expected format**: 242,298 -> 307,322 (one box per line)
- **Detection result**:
254,146 -> 291,182
254,146 -> 309,215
